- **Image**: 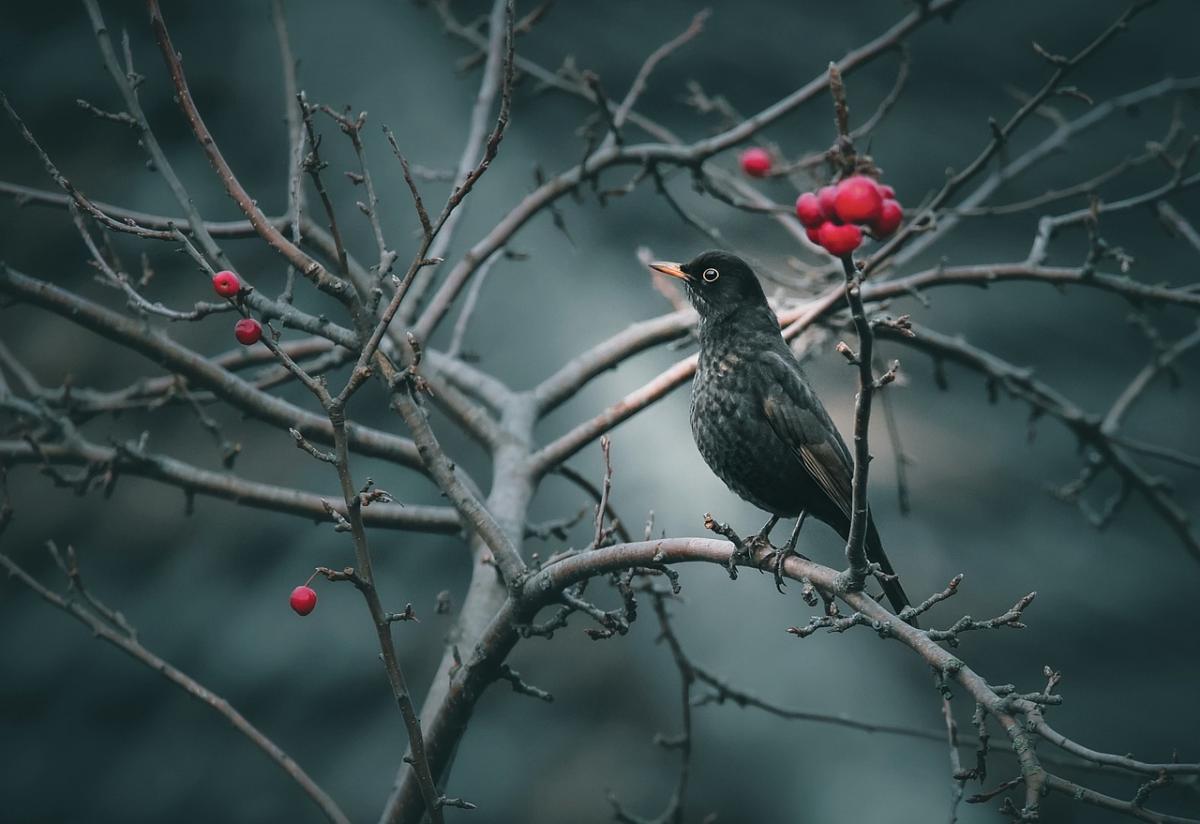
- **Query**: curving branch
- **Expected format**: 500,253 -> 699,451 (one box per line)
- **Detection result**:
517,538 -> 1199,820
0,438 -> 461,535
0,546 -> 351,824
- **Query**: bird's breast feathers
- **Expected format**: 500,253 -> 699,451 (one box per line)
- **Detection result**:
714,353 -> 741,376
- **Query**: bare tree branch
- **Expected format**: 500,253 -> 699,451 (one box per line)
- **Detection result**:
0,548 -> 351,824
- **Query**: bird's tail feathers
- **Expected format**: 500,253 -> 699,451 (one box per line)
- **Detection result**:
865,516 -> 915,624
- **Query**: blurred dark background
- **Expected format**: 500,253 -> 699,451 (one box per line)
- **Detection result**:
2,1 -> 1198,822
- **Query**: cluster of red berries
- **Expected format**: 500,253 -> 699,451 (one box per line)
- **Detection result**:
794,176 -> 903,257
737,146 -> 904,257
211,270 -> 263,345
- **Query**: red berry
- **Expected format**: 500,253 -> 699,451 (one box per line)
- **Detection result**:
817,186 -> 839,221
211,270 -> 241,298
877,183 -> 896,200
817,222 -> 863,257
795,193 -> 824,228
805,224 -> 823,245
739,147 -> 772,177
872,199 -> 904,237
834,176 -> 884,225
290,585 -> 317,616
234,318 -> 262,345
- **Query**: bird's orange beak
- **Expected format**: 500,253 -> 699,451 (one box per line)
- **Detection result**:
649,261 -> 688,281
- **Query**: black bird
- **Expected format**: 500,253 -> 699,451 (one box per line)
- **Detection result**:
649,250 -> 911,613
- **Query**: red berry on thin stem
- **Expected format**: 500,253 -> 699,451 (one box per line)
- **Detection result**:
804,225 -> 823,245
877,183 -> 896,200
794,192 -> 824,228
872,199 -> 904,237
234,318 -> 262,345
833,176 -> 883,224
817,222 -> 863,257
290,585 -> 317,616
211,270 -> 241,298
739,147 -> 772,178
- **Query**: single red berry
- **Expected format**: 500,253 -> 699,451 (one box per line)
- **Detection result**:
234,318 -> 263,346
795,192 -> 824,228
834,176 -> 884,225
739,147 -> 772,178
817,186 -> 839,221
211,270 -> 241,298
817,221 -> 863,257
872,199 -> 904,237
805,224 -> 824,245
289,585 -> 317,616
877,183 -> 896,200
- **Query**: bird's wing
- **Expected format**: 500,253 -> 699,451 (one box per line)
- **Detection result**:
755,348 -> 854,519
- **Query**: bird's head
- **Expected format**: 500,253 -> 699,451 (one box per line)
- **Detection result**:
648,250 -> 770,322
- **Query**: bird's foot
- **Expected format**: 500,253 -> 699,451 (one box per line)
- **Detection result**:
762,546 -> 813,594
741,532 -> 774,558
727,540 -> 756,578
741,514 -> 780,555
732,513 -> 781,579
761,512 -> 809,594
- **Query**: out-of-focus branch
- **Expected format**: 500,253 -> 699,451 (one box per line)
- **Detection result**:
0,438 -> 461,534
609,592 -> 693,824
864,263 -> 1200,312
0,547 -> 350,824
82,0 -> 231,270
865,0 -> 1161,273
877,322 -> 1200,561
0,93 -> 174,242
0,180 -> 280,236
1158,201 -> 1200,255
528,352 -> 700,476
270,0 -> 306,304
606,10 -> 710,140
532,307 -> 695,415
1104,324 -> 1200,434
400,0 -> 515,329
146,0 -> 362,318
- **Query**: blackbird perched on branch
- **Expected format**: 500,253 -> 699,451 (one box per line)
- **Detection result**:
649,250 -> 911,613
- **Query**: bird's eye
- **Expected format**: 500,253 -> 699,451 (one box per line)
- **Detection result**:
702,268 -> 720,283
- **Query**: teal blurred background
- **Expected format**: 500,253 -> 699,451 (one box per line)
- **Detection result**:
2,1 -> 1198,822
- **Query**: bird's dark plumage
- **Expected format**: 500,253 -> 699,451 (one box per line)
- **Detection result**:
649,250 -> 911,613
